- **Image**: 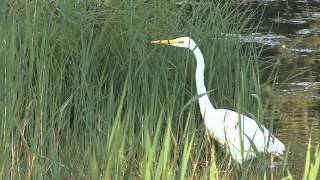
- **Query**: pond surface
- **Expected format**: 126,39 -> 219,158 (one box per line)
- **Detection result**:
247,0 -> 320,175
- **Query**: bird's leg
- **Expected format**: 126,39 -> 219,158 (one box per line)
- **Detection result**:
205,129 -> 213,164
205,129 -> 211,144
270,154 -> 275,180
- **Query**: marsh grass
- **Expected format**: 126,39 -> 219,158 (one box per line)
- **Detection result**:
0,0 -> 319,179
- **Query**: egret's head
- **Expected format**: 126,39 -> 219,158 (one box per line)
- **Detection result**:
151,37 -> 196,50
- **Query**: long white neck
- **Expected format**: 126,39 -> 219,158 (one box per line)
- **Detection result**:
192,47 -> 216,116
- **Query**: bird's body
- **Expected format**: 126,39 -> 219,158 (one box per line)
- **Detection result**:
204,108 -> 285,163
152,37 -> 285,163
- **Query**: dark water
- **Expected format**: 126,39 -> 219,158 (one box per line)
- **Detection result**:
246,0 -> 320,175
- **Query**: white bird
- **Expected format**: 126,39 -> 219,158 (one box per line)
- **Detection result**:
151,37 -> 285,163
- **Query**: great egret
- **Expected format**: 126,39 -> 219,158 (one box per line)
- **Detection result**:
151,37 -> 285,163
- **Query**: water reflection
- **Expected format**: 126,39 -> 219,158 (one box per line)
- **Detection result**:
248,0 -> 320,176
266,81 -> 320,173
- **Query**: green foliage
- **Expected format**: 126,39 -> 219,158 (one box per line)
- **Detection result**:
303,139 -> 320,180
0,0 -> 319,179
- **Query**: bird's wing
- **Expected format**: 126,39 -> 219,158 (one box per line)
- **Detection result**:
222,109 -> 284,160
203,109 -> 229,145
204,108 -> 285,162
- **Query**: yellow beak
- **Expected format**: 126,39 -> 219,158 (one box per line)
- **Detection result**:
151,39 -> 179,45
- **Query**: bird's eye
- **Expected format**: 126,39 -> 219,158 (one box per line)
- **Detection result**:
178,41 -> 184,44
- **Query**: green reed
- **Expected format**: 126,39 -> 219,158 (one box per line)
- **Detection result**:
0,0 -> 319,179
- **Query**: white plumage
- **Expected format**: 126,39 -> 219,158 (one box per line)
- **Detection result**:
152,37 -> 285,163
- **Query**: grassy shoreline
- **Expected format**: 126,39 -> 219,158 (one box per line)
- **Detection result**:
1,0 -> 319,179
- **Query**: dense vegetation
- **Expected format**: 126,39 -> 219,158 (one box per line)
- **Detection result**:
0,0 -> 319,179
